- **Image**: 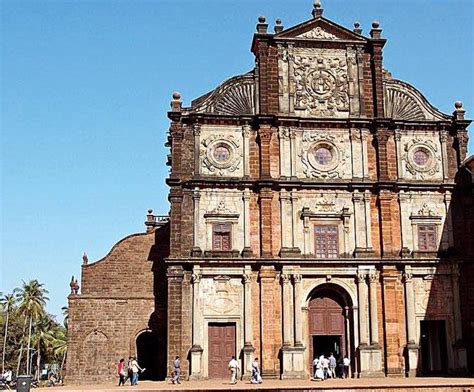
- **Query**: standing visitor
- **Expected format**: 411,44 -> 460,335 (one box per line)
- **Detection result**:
343,355 -> 350,378
321,355 -> 329,379
126,357 -> 133,385
228,355 -> 239,384
117,358 -> 126,386
172,356 -> 181,384
130,357 -> 143,386
328,353 -> 337,378
250,358 -> 262,384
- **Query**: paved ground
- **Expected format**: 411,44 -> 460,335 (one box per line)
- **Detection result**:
35,377 -> 474,391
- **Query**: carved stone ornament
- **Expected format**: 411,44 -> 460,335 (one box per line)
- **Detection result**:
201,134 -> 241,175
293,50 -> 349,117
188,72 -> 255,115
383,79 -> 450,121
297,26 -> 339,40
300,131 -> 349,178
401,138 -> 441,179
205,201 -> 238,217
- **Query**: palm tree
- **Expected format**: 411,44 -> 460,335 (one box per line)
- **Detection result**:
51,327 -> 67,380
0,292 -> 16,373
15,280 -> 49,375
32,314 -> 55,381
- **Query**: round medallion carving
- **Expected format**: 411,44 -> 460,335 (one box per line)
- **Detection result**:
308,141 -> 340,172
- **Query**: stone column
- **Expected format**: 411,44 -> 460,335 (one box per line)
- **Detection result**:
290,190 -> 300,253
364,191 -> 373,250
350,128 -> 363,178
403,267 -> 418,377
242,189 -> 252,256
193,124 -> 201,176
353,190 -> 366,253
279,190 -> 291,253
444,192 -> 454,249
439,129 -> 449,181
190,267 -> 203,379
352,305 -> 359,377
289,128 -> 297,178
398,191 -> 410,256
394,129 -> 402,179
242,124 -> 251,178
278,127 -> 290,177
293,274 -> 303,346
451,263 -> 468,371
368,270 -> 379,346
243,267 -> 255,378
281,273 -> 293,346
356,271 -> 369,346
361,129 -> 370,179
191,188 -> 201,256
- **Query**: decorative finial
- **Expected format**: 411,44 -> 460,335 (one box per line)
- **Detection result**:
148,208 -> 153,214
370,20 -> 382,39
312,0 -> 323,18
256,16 -> 268,34
454,101 -> 465,121
171,91 -> 182,112
82,252 -> 88,265
353,21 -> 362,35
274,18 -> 283,33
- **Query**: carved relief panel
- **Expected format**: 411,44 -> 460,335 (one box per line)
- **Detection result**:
413,275 -> 452,316
396,132 -> 444,181
278,46 -> 362,118
199,126 -> 244,177
200,276 -> 242,317
297,129 -> 352,179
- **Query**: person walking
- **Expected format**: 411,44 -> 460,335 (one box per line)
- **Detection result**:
172,356 -> 181,384
125,357 -> 133,385
328,353 -> 337,378
313,356 -> 324,381
130,357 -> 143,386
343,355 -> 350,378
117,358 -> 126,386
250,358 -> 262,384
228,356 -> 239,384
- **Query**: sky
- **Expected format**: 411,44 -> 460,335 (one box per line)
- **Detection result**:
1,0 -> 473,319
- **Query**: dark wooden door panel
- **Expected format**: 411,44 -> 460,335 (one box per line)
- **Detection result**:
208,323 -> 236,379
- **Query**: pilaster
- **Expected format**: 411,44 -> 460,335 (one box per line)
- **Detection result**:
403,267 -> 418,377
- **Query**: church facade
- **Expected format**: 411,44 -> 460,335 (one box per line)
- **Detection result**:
66,4 -> 473,383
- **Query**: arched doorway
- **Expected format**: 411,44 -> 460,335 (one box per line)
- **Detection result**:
136,331 -> 161,381
307,284 -> 353,376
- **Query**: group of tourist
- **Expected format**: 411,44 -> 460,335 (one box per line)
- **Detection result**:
116,357 -> 144,386
312,353 -> 350,381
228,355 -> 262,385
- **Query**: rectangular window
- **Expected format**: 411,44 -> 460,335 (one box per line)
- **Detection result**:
418,225 -> 437,251
314,225 -> 338,258
212,223 -> 232,251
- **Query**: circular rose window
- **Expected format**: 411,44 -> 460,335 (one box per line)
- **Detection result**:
213,145 -> 231,162
413,148 -> 430,167
314,147 -> 333,165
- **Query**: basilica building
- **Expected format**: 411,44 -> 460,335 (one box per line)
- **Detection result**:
66,3 -> 473,383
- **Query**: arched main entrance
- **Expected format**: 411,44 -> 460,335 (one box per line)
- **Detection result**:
136,331 -> 161,381
307,284 -> 354,376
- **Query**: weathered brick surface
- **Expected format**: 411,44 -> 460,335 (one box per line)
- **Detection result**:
67,226 -> 169,383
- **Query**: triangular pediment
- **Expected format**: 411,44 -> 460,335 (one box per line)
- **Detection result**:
276,17 -> 366,42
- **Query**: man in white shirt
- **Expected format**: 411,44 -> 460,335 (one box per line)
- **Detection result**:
228,356 -> 239,384
343,355 -> 350,378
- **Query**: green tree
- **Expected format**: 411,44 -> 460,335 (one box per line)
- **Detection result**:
31,314 -> 55,381
0,292 -> 16,373
15,280 -> 49,375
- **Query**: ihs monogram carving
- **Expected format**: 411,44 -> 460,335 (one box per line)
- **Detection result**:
201,134 -> 241,176
293,51 -> 349,117
298,27 -> 339,40
401,137 -> 441,180
300,131 -> 349,179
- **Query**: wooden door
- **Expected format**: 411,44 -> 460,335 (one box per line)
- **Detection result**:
208,323 -> 236,378
308,295 -> 345,369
